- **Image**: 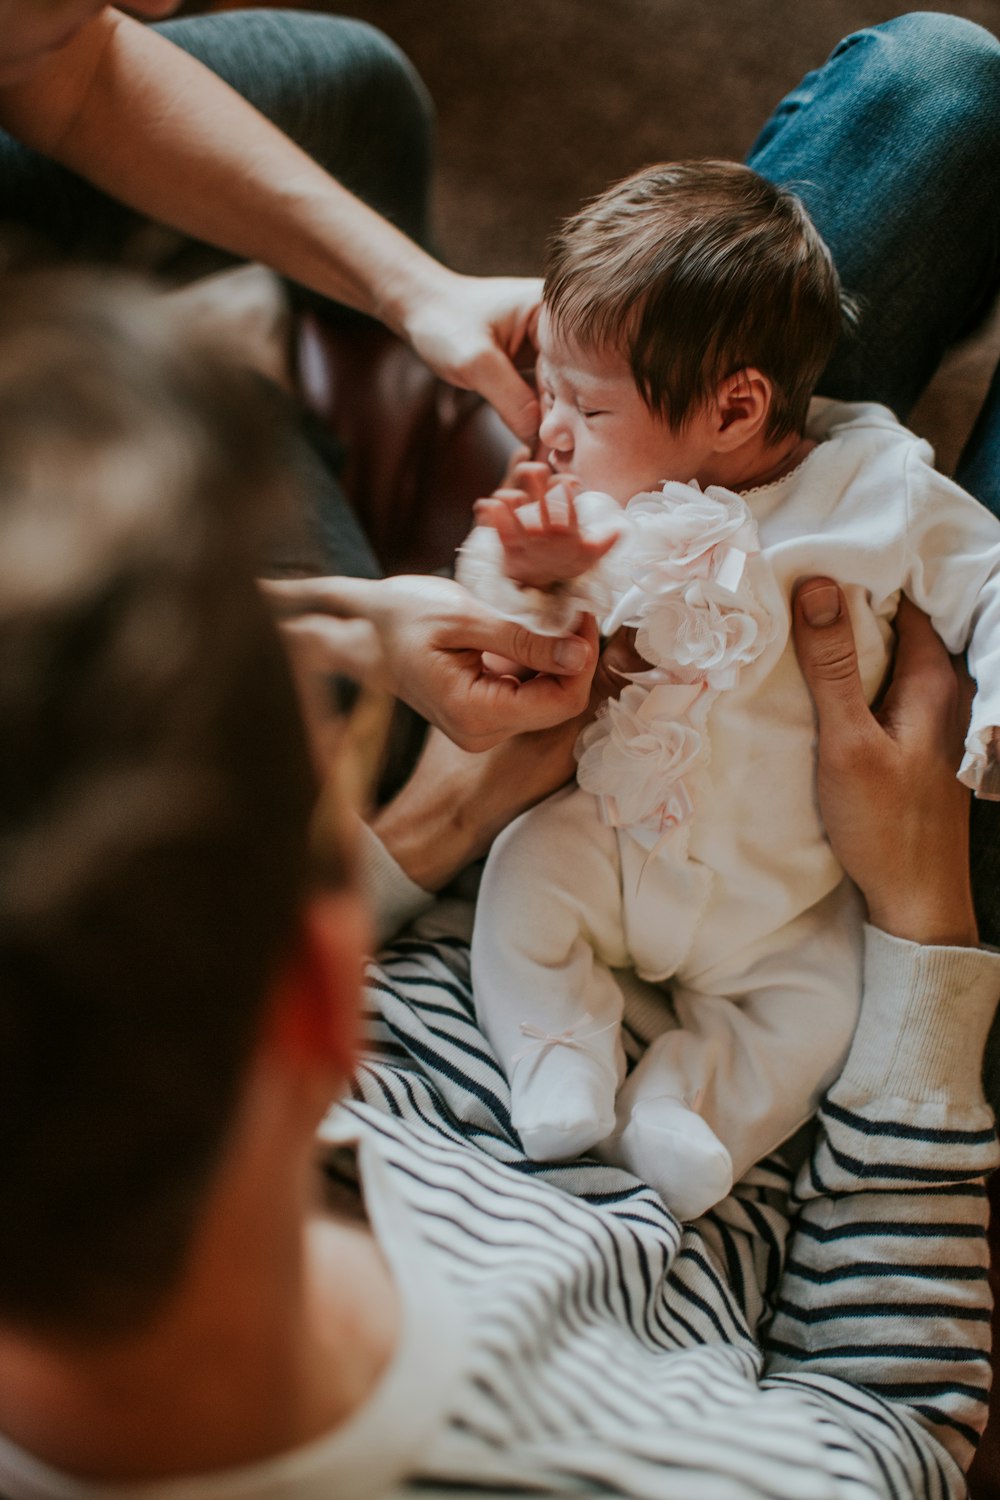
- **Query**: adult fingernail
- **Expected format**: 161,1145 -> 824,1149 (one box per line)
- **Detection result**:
800,583 -> 841,627
554,638 -> 589,671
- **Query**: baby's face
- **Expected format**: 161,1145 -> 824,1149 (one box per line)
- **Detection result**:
535,306 -> 717,503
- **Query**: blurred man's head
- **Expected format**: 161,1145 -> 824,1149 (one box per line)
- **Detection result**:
0,2 -> 182,86
0,271 -> 337,1340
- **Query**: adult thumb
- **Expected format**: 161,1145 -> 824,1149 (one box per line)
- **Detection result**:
791,579 -> 871,740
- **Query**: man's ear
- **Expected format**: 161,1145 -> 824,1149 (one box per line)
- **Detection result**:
712,367 -> 772,450
267,892 -> 370,1087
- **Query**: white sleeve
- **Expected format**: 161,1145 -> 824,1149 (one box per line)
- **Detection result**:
903,447 -> 1000,797
357,822 -> 435,947
455,490 -> 627,636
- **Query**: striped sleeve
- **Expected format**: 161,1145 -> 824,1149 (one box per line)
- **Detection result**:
763,927 -> 1000,1489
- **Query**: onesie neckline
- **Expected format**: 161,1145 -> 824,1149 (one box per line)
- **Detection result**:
736,442 -> 821,498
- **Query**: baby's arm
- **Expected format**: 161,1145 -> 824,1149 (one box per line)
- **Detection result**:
457,461 -> 624,636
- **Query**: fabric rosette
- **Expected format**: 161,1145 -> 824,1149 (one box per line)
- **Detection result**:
625,482 -> 757,586
636,576 -> 770,686
576,682 -> 703,830
602,481 -> 759,636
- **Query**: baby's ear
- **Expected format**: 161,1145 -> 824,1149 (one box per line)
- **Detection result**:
714,367 -> 772,448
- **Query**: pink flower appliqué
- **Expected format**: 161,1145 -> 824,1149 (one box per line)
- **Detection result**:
576,683 -> 703,829
625,482 -> 757,589
636,577 -> 768,685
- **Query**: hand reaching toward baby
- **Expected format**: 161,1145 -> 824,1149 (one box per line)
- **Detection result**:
476,460 -> 619,588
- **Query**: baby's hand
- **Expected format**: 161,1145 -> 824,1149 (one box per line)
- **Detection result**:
475,461 -> 618,588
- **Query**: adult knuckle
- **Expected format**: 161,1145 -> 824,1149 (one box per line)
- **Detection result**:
812,639 -> 859,682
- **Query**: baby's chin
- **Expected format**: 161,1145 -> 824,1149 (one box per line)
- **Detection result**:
553,465 -> 626,501
546,456 -> 664,503
581,476 -> 662,504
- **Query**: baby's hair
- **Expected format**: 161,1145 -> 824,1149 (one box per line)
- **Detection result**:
544,160 -> 855,442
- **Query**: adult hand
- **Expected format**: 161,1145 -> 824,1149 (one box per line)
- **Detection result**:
371,620 -> 638,889
263,573 -> 597,751
394,268 -> 542,444
792,579 -> 977,948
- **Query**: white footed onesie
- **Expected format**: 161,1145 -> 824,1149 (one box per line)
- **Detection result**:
457,399 -> 1000,1220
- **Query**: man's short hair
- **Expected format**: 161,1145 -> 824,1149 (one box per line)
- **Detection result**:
0,272 -> 317,1337
544,160 -> 853,442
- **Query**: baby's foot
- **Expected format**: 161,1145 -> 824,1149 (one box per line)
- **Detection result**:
510,1043 -> 618,1163
601,1096 -> 733,1220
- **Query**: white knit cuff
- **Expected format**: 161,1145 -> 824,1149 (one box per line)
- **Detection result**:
841,925 -> 1000,1103
357,822 -> 435,948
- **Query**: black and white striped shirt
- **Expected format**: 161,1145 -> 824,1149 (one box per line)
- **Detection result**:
1,918 -> 996,1500
336,917 -> 1000,1500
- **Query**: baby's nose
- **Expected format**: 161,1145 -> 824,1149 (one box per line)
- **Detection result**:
538,407 -> 572,453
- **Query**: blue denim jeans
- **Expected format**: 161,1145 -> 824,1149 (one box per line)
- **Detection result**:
749,11 -> 1000,503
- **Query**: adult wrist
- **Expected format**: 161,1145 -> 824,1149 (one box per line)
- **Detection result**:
369,781 -> 479,893
374,244 -> 452,342
866,888 -> 978,949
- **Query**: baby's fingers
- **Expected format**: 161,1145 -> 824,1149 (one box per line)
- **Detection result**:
508,460 -> 552,506
493,505 -> 531,549
539,480 -> 580,532
476,496 -> 530,547
585,528 -> 621,563
475,489 -> 529,521
564,484 -> 592,537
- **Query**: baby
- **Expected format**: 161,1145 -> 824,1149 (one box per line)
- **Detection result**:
457,160 -> 1000,1220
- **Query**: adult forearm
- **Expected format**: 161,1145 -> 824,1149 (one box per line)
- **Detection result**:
0,11 -> 545,438
0,12 -> 443,329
